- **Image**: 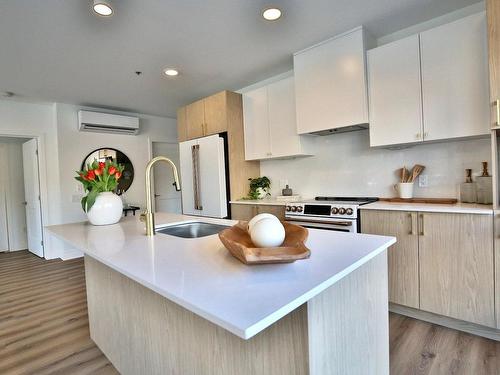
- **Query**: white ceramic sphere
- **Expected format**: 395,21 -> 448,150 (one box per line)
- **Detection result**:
247,213 -> 280,232
86,192 -> 123,226
250,218 -> 285,248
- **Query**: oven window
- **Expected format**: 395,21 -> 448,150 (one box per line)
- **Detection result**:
304,205 -> 331,216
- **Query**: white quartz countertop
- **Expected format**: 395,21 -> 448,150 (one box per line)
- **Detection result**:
361,201 -> 493,215
46,212 -> 395,340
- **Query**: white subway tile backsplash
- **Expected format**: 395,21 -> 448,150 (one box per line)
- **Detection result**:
260,130 -> 491,199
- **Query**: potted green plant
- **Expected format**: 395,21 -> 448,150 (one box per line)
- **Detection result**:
247,176 -> 271,200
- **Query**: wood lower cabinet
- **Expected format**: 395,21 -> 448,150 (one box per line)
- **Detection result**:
361,210 -> 419,308
362,209 -> 495,328
419,212 -> 495,327
231,204 -> 285,221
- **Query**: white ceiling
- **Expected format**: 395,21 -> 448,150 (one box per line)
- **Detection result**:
0,0 -> 481,118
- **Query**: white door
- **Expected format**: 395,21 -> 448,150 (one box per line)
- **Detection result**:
22,139 -> 44,257
367,34 -> 424,147
152,142 -> 182,214
420,12 -> 489,141
0,145 -> 8,252
242,86 -> 271,160
197,135 -> 227,218
268,76 -> 302,157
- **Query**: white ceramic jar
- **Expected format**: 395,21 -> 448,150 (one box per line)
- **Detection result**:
87,192 -> 123,226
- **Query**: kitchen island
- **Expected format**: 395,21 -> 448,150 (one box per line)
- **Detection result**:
47,213 -> 395,375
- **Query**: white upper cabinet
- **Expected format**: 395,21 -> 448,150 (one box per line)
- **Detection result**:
294,27 -> 372,134
420,12 -> 489,141
242,86 -> 270,160
367,12 -> 489,147
243,76 -> 314,161
367,35 -> 424,147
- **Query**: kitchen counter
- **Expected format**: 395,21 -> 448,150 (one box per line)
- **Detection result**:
230,197 -> 305,206
361,201 -> 493,215
46,213 -> 395,374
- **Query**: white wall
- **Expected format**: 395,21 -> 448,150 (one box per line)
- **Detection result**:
0,141 -> 28,250
55,103 -> 178,224
0,99 -> 177,259
260,130 -> 491,199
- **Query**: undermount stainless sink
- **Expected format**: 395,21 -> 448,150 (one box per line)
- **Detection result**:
156,222 -> 230,239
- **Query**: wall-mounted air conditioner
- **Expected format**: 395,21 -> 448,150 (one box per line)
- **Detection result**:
78,110 -> 140,135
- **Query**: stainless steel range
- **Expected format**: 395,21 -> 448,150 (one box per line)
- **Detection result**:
285,197 -> 378,233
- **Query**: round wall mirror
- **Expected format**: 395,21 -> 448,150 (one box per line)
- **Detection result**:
81,148 -> 134,194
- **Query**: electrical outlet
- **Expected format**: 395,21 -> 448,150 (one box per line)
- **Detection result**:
418,175 -> 428,188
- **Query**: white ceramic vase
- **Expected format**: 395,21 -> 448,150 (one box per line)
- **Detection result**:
87,192 -> 123,226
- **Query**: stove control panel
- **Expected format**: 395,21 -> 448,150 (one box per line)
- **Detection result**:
285,203 -> 358,218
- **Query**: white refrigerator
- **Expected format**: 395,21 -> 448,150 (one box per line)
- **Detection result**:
179,134 -> 228,218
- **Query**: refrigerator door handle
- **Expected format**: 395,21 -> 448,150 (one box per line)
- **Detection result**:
191,144 -> 203,210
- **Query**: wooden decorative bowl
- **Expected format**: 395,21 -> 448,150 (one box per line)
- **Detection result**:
218,221 -> 310,265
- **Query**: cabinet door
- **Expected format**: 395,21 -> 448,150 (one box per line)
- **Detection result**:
257,205 -> 286,221
177,106 -> 188,142
185,99 -> 205,139
367,35 -> 424,147
494,211 -> 500,329
488,0 -> 500,129
419,213 -> 495,327
420,12 -> 489,141
231,204 -> 257,221
242,86 -> 271,160
361,210 -> 419,308
294,28 -> 369,134
268,77 -> 302,158
204,91 -> 228,135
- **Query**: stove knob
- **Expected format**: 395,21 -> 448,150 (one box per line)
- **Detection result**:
297,206 -> 303,213
338,208 -> 346,215
291,206 -> 297,212
331,207 -> 339,215
286,206 -> 291,212
346,208 -> 354,215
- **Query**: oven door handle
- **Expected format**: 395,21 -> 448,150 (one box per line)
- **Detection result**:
286,218 -> 353,226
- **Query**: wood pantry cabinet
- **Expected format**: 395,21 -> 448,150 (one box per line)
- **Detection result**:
177,91 -> 260,201
230,203 -> 285,221
367,12 -> 490,147
361,210 -> 495,328
177,91 -> 231,142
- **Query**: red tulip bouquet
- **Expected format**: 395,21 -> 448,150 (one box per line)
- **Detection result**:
75,160 -> 125,212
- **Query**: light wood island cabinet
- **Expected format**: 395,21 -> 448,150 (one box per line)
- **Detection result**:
361,209 -> 496,330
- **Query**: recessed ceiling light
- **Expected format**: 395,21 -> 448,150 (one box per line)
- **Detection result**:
262,7 -> 282,21
93,0 -> 113,16
164,69 -> 179,77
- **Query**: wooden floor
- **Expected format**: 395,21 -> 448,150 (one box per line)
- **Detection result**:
0,251 -> 118,375
1,251 -> 499,374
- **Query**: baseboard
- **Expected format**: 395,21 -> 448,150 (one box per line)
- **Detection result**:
60,248 -> 84,260
390,303 -> 500,342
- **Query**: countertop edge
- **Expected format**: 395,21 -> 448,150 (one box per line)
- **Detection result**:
360,202 -> 493,215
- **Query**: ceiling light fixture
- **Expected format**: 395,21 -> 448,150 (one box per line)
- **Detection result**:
93,0 -> 113,16
262,7 -> 282,21
164,69 -> 179,77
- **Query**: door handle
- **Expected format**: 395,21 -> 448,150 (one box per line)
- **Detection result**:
419,213 -> 425,236
154,194 -> 160,198
494,100 -> 500,128
22,201 -> 27,206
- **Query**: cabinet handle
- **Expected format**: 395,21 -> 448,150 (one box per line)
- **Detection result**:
494,100 -> 500,127
408,214 -> 414,235
419,213 -> 424,236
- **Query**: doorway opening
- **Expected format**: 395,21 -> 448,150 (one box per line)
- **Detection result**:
151,142 -> 182,214
0,136 -> 44,257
